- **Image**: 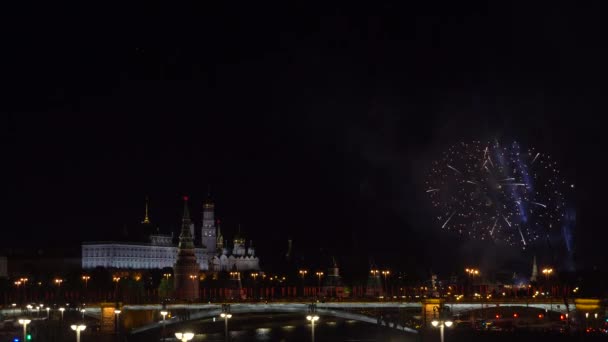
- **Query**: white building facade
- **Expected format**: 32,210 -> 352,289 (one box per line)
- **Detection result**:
81,197 -> 260,271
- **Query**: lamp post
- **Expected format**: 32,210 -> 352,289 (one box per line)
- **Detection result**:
160,309 -> 168,342
542,268 -> 554,311
81,308 -> 86,320
59,307 -> 65,321
113,276 -> 120,300
431,319 -> 453,342
114,309 -> 121,334
189,274 -> 198,295
381,270 -> 390,297
70,324 -> 86,342
46,307 -> 50,319
18,319 -> 31,342
306,314 -> 320,342
465,268 -> 480,297
81,275 -> 90,289
370,269 -> 380,297
221,304 -> 232,342
251,273 -> 259,300
315,272 -> 324,297
299,270 -> 308,297
431,305 -> 454,342
175,332 -> 194,342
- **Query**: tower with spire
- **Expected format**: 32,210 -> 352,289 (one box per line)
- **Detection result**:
142,197 -> 151,224
530,255 -> 538,282
201,192 -> 217,253
173,196 -> 200,301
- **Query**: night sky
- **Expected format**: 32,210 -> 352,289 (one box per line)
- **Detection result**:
3,3 -> 606,275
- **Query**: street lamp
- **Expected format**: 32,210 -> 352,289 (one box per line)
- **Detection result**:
160,309 -> 168,342
70,324 -> 86,342
46,307 -> 50,319
315,272 -> 324,296
306,314 -> 320,342
431,319 -> 453,342
18,319 -> 31,342
82,275 -> 90,289
81,308 -> 86,320
542,268 -> 554,311
221,304 -> 232,342
114,309 -> 121,334
175,332 -> 194,342
299,270 -> 308,297
381,270 -> 390,296
54,278 -> 63,286
465,268 -> 480,299
59,307 -> 65,321
251,273 -> 259,299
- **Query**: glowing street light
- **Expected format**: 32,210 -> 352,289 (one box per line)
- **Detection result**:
81,308 -> 86,320
382,270 -> 390,295
160,309 -> 169,342
81,275 -> 91,291
175,332 -> 194,342
315,272 -> 324,295
465,268 -> 480,276
221,304 -> 232,342
114,309 -> 121,334
431,319 -> 453,342
46,307 -> 50,319
70,324 -> 86,342
163,273 -> 172,280
370,269 -> 379,276
18,319 -> 31,342
54,278 -> 63,286
59,307 -> 65,321
299,269 -> 308,278
542,268 -> 555,310
306,314 -> 320,342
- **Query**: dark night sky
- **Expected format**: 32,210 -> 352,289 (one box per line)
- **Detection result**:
2,3 -> 606,275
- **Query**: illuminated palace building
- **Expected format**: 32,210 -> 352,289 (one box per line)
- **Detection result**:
82,196 -> 260,272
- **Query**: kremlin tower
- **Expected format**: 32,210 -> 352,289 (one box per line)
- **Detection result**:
173,196 -> 200,301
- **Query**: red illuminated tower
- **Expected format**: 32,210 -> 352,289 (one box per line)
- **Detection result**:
173,196 -> 200,301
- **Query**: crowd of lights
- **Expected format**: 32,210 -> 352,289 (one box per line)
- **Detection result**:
426,141 -> 570,249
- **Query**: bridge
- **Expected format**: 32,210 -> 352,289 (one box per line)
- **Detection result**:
125,299 -> 586,334
129,303 -> 419,334
3,298 -> 597,335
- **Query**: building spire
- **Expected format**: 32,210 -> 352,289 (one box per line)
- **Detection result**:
182,196 -> 191,224
530,255 -> 538,282
142,196 -> 151,224
178,196 -> 195,249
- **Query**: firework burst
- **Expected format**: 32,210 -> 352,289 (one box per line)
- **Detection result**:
426,141 -> 568,249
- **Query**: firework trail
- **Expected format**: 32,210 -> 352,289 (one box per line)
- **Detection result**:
426,141 -> 568,248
